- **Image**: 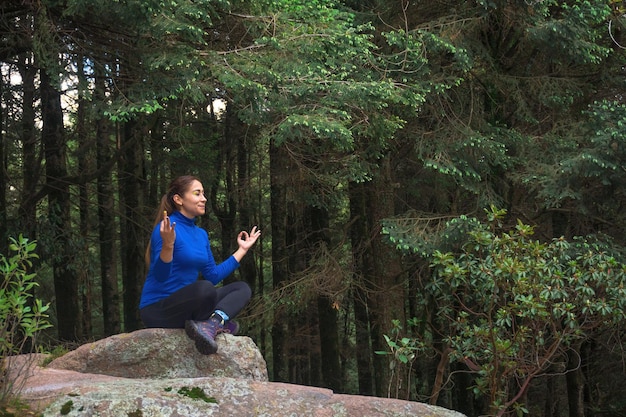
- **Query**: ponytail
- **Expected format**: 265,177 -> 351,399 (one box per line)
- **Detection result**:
144,175 -> 201,271
144,194 -> 175,270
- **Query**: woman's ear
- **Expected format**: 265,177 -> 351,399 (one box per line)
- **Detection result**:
172,194 -> 183,206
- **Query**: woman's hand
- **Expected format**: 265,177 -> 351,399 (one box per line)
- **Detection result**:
232,226 -> 261,262
159,211 -> 176,262
237,226 -> 261,251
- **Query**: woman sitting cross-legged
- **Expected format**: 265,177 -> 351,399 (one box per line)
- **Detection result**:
139,175 -> 260,354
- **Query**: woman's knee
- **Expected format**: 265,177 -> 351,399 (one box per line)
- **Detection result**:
234,281 -> 252,300
194,280 -> 218,301
218,281 -> 252,302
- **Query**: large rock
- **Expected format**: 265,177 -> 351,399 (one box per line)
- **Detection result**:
31,375 -> 467,417
47,328 -> 267,381
8,329 -> 467,417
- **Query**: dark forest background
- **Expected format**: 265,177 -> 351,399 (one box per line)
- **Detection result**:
2,0 -> 626,416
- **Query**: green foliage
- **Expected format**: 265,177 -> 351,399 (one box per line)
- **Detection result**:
422,208 -> 626,415
409,0 -> 616,211
376,318 -> 424,399
581,100 -> 626,175
58,0 -> 232,121
0,236 -> 52,406
215,0 -> 406,202
527,0 -> 611,65
382,212 -> 485,258
382,207 -> 626,415
523,100 -> 626,222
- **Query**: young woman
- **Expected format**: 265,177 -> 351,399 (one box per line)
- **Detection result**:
139,175 -> 260,355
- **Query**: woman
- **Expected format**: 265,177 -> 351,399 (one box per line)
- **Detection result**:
139,175 -> 261,355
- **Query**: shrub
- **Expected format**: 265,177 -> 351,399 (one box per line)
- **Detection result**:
0,235 -> 52,406
382,207 -> 626,416
427,217 -> 626,416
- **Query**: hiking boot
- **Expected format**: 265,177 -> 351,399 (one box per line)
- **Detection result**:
219,320 -> 239,335
185,316 -> 223,355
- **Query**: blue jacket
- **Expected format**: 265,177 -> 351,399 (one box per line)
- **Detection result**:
139,211 -> 239,308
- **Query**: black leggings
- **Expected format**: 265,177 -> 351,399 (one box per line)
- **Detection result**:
140,280 -> 252,328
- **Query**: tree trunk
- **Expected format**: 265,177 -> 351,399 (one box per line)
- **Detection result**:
232,112 -> 263,347
318,294 -> 342,391
306,205 -> 342,392
544,376 -> 559,417
211,101 -> 236,265
148,117 -> 165,206
365,158 -> 402,398
95,69 -> 120,337
349,180 -> 374,396
17,54 -> 38,242
0,68 -> 6,255
357,157 -> 403,398
41,69 -> 80,341
452,361 -> 482,416
118,118 -> 145,332
234,104 -> 258,291
76,58 -> 94,339
270,139 -> 289,382
566,342 -> 586,417
233,108 -> 262,350
285,200 -> 309,384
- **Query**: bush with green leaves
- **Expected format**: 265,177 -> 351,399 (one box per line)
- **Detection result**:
0,235 -> 52,405
382,208 -> 626,416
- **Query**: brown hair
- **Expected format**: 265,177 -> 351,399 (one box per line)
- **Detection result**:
144,175 -> 202,269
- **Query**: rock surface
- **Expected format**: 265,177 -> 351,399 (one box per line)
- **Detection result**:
9,328 -> 467,417
47,328 -> 267,381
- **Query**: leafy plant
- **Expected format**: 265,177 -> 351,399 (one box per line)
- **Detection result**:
427,209 -> 626,416
376,318 -> 423,400
0,235 -> 52,406
382,207 -> 626,416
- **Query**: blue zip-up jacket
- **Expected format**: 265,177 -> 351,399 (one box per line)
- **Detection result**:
139,211 -> 239,309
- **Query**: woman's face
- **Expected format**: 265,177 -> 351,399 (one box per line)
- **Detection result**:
174,180 -> 207,218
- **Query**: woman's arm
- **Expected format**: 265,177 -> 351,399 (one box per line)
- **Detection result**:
201,226 -> 262,284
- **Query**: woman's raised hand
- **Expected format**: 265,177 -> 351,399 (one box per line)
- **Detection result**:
160,210 -> 176,247
237,226 -> 261,251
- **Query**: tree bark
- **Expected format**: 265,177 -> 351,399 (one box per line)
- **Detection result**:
211,101 -> 237,265
41,69 -> 80,341
544,376 -> 559,417
349,180 -> 374,396
0,67 -> 6,255
360,157 -> 403,398
95,68 -> 120,337
233,103 -> 259,291
305,205 -> 342,391
118,118 -> 145,332
76,57 -> 94,339
17,54 -> 38,242
566,342 -> 586,417
270,139 -> 289,382
318,294 -> 342,391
